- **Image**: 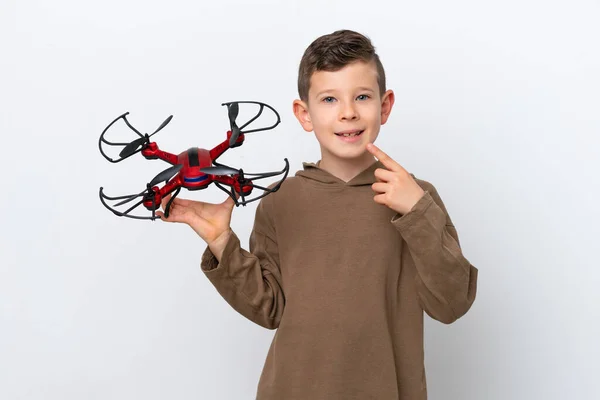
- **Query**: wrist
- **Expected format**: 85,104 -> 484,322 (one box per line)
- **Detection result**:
207,229 -> 232,262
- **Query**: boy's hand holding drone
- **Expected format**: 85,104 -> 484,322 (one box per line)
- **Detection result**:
366,143 -> 425,215
156,195 -> 235,261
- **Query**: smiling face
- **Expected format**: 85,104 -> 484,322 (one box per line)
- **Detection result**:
293,60 -> 394,165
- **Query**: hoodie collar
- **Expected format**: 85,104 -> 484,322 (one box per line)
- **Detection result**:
296,160 -> 385,187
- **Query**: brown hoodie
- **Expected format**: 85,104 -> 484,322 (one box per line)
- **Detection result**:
201,160 -> 478,400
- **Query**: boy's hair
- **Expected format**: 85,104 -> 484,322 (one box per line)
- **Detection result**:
297,30 -> 386,102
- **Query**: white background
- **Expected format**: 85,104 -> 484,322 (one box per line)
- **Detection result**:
1,0 -> 599,399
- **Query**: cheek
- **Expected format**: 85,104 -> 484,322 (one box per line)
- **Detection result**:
369,103 -> 382,115
310,110 -> 335,128
367,108 -> 383,126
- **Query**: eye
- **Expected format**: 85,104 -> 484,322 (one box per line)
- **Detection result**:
356,94 -> 371,101
322,96 -> 336,103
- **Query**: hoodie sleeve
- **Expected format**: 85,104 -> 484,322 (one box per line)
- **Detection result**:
200,197 -> 285,330
391,182 -> 478,324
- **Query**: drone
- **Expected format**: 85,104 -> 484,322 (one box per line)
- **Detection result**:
98,101 -> 289,221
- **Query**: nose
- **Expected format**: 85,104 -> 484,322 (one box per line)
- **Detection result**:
339,101 -> 358,121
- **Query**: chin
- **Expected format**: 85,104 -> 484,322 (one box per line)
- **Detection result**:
329,148 -> 371,161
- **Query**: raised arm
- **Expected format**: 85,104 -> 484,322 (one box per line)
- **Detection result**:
200,196 -> 285,329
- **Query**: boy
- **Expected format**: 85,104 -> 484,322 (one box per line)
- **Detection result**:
158,30 -> 478,400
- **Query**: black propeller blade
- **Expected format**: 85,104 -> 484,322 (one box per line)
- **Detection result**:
151,115 -> 173,136
229,126 -> 241,147
228,103 -> 239,123
199,166 -> 240,176
227,103 -> 242,147
119,136 -> 147,158
149,164 -> 183,187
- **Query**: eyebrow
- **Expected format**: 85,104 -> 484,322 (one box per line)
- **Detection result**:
314,87 -> 375,98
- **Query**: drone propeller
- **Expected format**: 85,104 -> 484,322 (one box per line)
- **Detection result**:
149,164 -> 182,187
154,115 -> 173,134
119,136 -> 147,158
228,102 -> 239,123
118,115 -> 173,159
199,165 -> 240,176
227,103 -> 242,147
112,164 -> 182,207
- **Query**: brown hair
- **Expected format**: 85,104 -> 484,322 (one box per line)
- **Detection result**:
297,30 -> 386,102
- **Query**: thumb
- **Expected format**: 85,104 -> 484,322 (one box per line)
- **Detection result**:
222,195 -> 236,210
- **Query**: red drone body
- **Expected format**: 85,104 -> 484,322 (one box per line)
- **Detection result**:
98,101 -> 289,220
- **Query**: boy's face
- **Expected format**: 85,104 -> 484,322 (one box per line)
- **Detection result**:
293,60 -> 394,163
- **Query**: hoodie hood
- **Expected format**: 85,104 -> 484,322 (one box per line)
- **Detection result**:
295,160 -> 385,187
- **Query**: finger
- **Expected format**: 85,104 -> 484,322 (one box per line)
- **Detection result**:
158,199 -> 181,219
373,193 -> 387,205
157,205 -> 187,224
161,194 -> 172,210
374,168 -> 396,183
157,209 -> 178,222
170,197 -> 195,207
223,192 -> 239,202
222,192 -> 239,207
223,195 -> 236,207
366,143 -> 403,172
162,194 -> 196,212
371,182 -> 389,193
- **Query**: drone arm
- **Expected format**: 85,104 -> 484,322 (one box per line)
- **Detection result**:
209,140 -> 228,162
209,132 -> 245,162
157,176 -> 183,198
141,142 -> 179,164
143,176 -> 184,211
211,175 -> 238,187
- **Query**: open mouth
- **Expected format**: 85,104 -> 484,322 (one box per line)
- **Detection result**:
335,130 -> 364,138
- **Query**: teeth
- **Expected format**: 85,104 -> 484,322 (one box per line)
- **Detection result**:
340,131 -> 362,137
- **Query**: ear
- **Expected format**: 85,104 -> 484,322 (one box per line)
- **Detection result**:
380,89 -> 395,125
293,99 -> 313,132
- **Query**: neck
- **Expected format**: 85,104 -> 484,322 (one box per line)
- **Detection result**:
318,151 -> 378,183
